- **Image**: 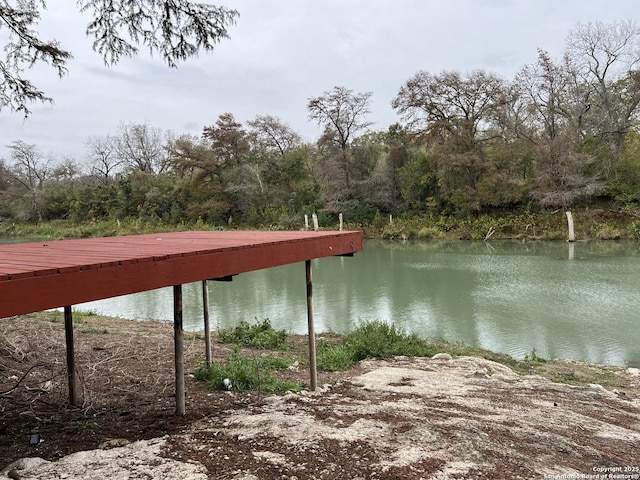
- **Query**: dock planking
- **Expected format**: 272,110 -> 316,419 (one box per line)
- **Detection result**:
0,230 -> 362,318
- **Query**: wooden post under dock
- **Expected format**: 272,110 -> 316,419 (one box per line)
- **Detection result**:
174,285 -> 185,416
305,260 -> 317,391
202,280 -> 212,367
64,306 -> 80,406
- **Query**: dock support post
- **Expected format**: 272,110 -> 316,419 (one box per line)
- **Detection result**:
64,306 -> 80,406
174,285 -> 185,416
305,260 -> 317,391
202,280 -> 212,367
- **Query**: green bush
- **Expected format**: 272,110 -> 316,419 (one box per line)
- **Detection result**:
629,220 -> 640,239
218,318 -> 289,350
316,343 -> 356,372
343,320 -> 434,361
317,320 -> 437,371
194,351 -> 301,393
592,222 -> 622,240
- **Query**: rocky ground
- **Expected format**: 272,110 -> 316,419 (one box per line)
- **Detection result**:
1,314 -> 639,479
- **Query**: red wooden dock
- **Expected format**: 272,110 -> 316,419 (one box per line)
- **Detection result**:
0,230 -> 361,318
0,230 -> 362,413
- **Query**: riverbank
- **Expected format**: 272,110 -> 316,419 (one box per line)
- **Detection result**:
1,313 -> 639,479
359,204 -> 640,241
2,203 -> 640,241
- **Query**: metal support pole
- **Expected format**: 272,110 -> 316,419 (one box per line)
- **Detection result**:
202,280 -> 212,367
173,285 -> 185,416
64,306 -> 80,406
305,260 -> 317,391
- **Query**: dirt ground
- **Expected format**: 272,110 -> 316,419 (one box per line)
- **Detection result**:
1,314 -> 639,479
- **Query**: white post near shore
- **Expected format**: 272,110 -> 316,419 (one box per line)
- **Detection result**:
566,211 -> 576,242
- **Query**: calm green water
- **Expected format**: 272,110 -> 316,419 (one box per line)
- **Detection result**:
73,239 -> 640,367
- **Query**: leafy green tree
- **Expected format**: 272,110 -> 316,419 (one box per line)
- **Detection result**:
277,144 -> 318,213
348,131 -> 392,216
66,184 -> 120,222
39,158 -> 86,220
165,134 -> 232,223
385,123 -> 410,209
202,113 -> 249,168
115,170 -> 182,222
393,69 -> 524,212
246,115 -> 316,214
398,148 -> 438,211
203,113 -> 261,218
612,129 -> 640,202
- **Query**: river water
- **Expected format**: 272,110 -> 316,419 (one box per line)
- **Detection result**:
70,239 -> 640,367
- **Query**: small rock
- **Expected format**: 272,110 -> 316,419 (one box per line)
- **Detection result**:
7,468 -> 21,480
1,458 -> 51,478
319,383 -> 333,393
261,395 -> 283,405
98,439 -> 130,449
431,353 -> 453,361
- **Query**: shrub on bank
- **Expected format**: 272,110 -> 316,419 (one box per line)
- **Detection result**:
218,319 -> 289,350
194,351 -> 300,393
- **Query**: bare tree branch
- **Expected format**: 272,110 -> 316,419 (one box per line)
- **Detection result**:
0,1 -> 238,116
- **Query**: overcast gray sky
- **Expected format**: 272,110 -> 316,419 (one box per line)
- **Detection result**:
1,0 -> 638,163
